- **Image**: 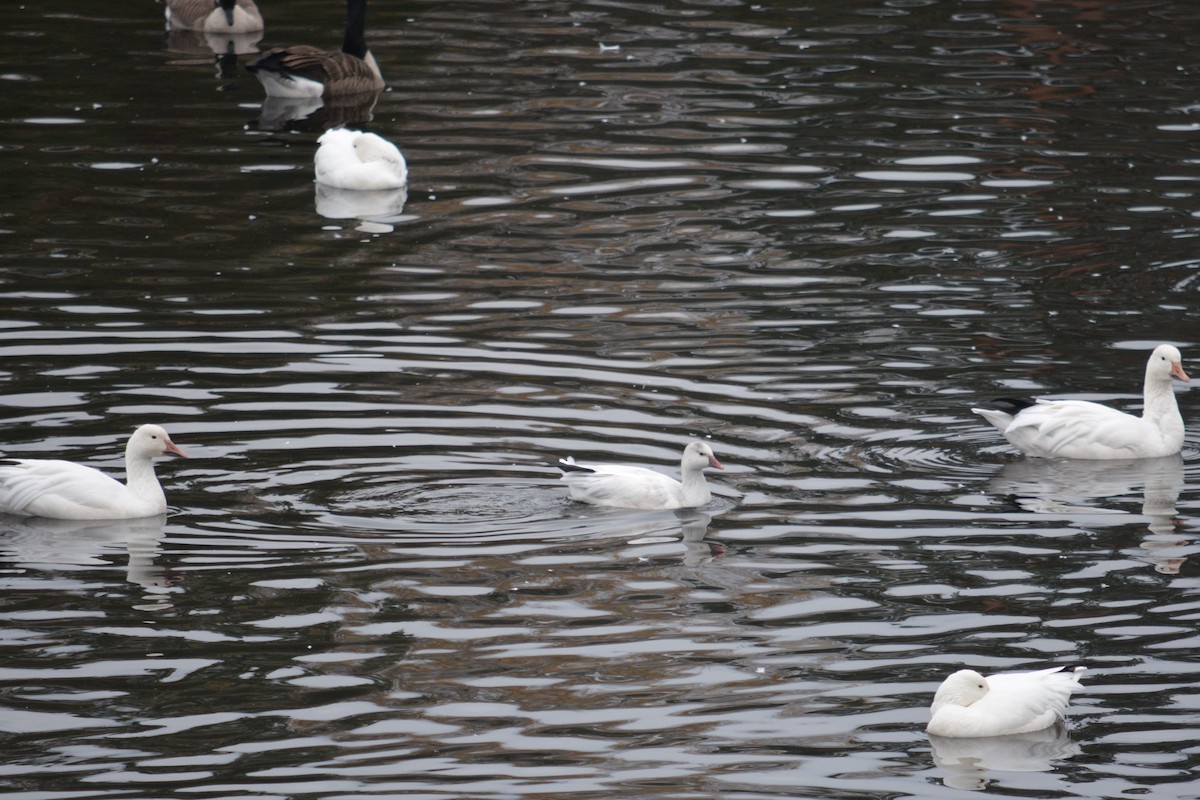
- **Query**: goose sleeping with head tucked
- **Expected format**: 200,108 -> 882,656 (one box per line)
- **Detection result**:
314,128 -> 407,190
166,0 -> 264,33
0,425 -> 187,520
558,440 -> 723,510
973,344 -> 1189,459
246,0 -> 383,98
927,665 -> 1086,738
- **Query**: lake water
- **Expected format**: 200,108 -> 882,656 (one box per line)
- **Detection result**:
2,0 -> 1200,797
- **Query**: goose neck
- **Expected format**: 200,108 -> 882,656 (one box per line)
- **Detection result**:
124,452 -> 164,500
341,0 -> 370,58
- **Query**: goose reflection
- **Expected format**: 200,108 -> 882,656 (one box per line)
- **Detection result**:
929,726 -> 1082,791
315,183 -> 407,223
0,515 -> 174,608
987,454 -> 1193,573
165,29 -> 264,81
255,91 -> 380,133
679,510 -> 720,566
619,509 -> 722,566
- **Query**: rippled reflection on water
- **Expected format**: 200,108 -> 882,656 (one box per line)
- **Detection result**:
3,0 -> 1200,797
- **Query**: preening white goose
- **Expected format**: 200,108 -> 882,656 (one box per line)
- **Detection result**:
314,128 -> 407,190
927,666 -> 1086,738
166,0 -> 264,34
973,344 -> 1189,459
246,0 -> 383,98
0,425 -> 187,520
558,440 -> 723,510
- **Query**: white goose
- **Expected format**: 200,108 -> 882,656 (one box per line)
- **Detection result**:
165,0 -> 264,34
558,440 -> 723,510
0,425 -> 187,520
314,128 -> 407,190
927,665 -> 1086,738
973,344 -> 1189,459
246,0 -> 383,98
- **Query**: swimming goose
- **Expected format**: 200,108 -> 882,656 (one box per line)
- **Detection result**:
558,441 -> 723,510
927,666 -> 1086,738
314,128 -> 407,190
165,0 -> 264,34
246,0 -> 383,98
973,344 -> 1189,459
0,425 -> 187,520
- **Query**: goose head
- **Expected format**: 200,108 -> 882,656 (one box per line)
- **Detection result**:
354,132 -> 405,168
683,441 -> 723,472
1148,344 -> 1189,383
933,669 -> 989,708
129,425 -> 188,460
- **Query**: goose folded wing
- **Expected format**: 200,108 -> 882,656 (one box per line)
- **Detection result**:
0,460 -> 123,516
1007,400 -> 1149,454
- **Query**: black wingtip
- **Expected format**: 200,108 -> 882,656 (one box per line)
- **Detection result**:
1055,663 -> 1088,673
245,50 -> 286,76
977,397 -> 1036,415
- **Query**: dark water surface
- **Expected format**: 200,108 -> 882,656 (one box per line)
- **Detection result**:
2,0 -> 1200,797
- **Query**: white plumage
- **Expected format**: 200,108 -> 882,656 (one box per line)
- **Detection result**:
927,666 -> 1086,738
0,425 -> 187,520
558,441 -> 723,510
314,128 -> 407,190
973,344 -> 1189,459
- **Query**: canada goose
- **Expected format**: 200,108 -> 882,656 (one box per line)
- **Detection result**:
246,0 -> 383,98
165,0 -> 263,34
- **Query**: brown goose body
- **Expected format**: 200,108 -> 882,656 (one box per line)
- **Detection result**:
247,0 -> 382,98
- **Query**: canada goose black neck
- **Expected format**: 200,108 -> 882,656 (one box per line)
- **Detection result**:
341,0 -> 370,59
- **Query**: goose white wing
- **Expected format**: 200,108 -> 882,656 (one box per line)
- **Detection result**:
0,460 -> 127,519
560,463 -> 684,510
1004,400 -> 1157,458
978,667 -> 1081,733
